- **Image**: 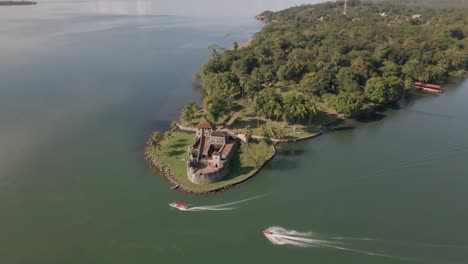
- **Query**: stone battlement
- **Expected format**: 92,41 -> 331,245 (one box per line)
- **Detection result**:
187,122 -> 239,184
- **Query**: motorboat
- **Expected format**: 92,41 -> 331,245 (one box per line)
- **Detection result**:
263,229 -> 273,235
169,201 -> 189,210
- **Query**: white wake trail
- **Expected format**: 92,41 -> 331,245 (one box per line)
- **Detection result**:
265,234 -> 318,247
263,227 -> 404,259
330,237 -> 376,241
268,226 -> 314,237
207,194 -> 268,208
309,240 -> 390,257
185,206 -> 234,211
273,233 -> 335,246
183,194 -> 267,212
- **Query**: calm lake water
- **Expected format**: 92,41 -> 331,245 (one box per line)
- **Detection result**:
1,1 -> 467,263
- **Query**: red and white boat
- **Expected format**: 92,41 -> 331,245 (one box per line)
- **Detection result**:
169,201 -> 189,210
263,229 -> 273,235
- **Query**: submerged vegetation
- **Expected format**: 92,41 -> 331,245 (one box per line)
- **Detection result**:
192,0 -> 467,121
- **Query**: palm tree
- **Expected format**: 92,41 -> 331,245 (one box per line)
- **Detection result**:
170,121 -> 178,132
181,104 -> 195,125
148,131 -> 162,149
293,104 -> 307,134
274,106 -> 283,123
242,125 -> 253,142
189,102 -> 199,114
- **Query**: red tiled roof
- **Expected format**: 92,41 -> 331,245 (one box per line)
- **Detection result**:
414,82 -> 441,89
210,131 -> 226,137
196,122 -> 215,129
221,142 -> 235,158
203,141 -> 211,155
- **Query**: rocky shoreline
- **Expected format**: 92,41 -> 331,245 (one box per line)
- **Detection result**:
144,142 -> 278,194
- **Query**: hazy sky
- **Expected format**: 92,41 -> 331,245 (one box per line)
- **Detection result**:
89,0 -> 328,16
89,0 -> 329,17
0,0 -> 329,18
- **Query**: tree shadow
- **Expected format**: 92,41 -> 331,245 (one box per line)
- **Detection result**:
231,102 -> 244,112
314,111 -> 344,126
231,118 -> 266,129
166,150 -> 186,156
170,142 -> 190,148
222,153 -> 254,181
173,138 -> 190,144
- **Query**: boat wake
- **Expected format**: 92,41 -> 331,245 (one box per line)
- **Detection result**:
264,227 -> 332,248
179,206 -> 235,212
173,194 -> 267,212
263,227 -> 397,258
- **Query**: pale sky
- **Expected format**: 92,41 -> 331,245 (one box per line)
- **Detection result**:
8,0 -> 330,17
90,0 -> 329,16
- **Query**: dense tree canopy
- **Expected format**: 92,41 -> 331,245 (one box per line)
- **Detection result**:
196,0 -> 467,118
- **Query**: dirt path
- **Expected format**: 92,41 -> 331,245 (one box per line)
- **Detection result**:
225,111 -> 241,128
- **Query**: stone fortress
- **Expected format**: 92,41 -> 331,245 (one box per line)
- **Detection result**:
187,122 -> 239,184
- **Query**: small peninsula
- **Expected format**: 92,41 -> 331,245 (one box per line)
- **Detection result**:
0,1 -> 37,5
145,0 -> 467,193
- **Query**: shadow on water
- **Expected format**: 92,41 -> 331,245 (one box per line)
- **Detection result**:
191,81 -> 203,93
354,112 -> 386,123
328,126 -> 355,132
353,101 -> 406,124
406,109 -> 460,120
328,126 -> 356,144
276,148 -> 307,157
265,157 -> 302,172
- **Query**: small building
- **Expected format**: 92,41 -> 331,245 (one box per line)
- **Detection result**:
196,122 -> 214,138
187,122 -> 239,184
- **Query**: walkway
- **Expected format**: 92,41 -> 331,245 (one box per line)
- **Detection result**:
224,110 -> 241,128
177,122 -> 323,143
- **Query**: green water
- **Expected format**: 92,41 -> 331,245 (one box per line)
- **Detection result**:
1,1 -> 468,263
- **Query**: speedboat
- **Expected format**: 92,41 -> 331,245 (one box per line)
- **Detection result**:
169,201 -> 189,210
263,229 -> 273,235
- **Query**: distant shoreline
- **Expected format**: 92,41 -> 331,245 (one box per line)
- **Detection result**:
0,1 -> 37,6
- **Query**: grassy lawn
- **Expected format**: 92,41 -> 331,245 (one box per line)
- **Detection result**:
176,87 -> 336,141
150,132 -> 275,192
232,114 -> 322,139
231,89 -> 337,139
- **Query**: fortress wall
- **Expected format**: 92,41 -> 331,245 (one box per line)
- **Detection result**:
188,166 -> 229,184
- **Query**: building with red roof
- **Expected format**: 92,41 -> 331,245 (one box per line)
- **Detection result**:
186,122 -> 239,184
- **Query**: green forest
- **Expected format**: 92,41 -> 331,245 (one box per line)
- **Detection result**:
190,0 -> 467,128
